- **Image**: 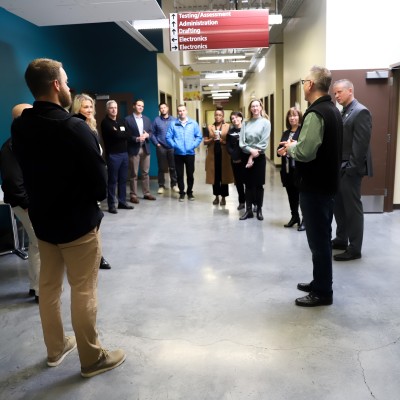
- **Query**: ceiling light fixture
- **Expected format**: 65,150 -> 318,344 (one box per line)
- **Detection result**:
269,15 -> 283,25
208,83 -> 239,87
205,72 -> 239,80
198,54 -> 246,61
212,94 -> 232,98
132,19 -> 169,30
116,21 -> 157,51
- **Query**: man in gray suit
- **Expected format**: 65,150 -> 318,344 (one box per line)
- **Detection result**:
332,79 -> 372,261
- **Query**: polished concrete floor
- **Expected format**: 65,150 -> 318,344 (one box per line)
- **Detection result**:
1,146 -> 400,400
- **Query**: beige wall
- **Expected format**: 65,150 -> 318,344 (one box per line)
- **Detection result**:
283,0 -> 327,115
156,54 -> 181,115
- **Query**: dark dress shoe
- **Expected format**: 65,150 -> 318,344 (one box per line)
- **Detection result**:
144,194 -> 156,200
297,282 -> 312,292
331,240 -> 347,250
295,293 -> 333,307
284,216 -> 300,228
99,257 -> 111,270
297,220 -> 306,231
256,208 -> 263,221
237,203 -> 245,210
239,210 -> 254,220
333,251 -> 361,261
213,196 -> 219,205
118,203 -> 133,210
29,289 -> 35,297
108,207 -> 118,214
130,196 -> 139,204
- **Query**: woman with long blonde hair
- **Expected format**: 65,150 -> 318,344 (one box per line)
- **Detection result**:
70,93 -> 111,270
71,93 -> 97,133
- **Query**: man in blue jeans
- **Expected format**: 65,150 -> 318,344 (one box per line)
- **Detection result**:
279,65 -> 343,307
100,100 -> 133,214
151,103 -> 179,194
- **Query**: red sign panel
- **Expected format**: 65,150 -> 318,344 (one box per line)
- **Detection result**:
169,10 -> 269,51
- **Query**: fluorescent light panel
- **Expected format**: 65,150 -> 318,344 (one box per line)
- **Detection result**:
132,19 -> 169,29
205,72 -> 239,79
116,21 -> 158,51
208,83 -> 239,87
198,54 -> 246,61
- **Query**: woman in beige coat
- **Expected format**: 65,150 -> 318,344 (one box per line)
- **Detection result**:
204,106 -> 234,206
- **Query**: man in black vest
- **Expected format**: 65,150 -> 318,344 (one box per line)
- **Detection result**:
279,65 -> 343,307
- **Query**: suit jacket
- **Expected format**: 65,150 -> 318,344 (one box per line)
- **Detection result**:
341,99 -> 373,177
125,113 -> 153,156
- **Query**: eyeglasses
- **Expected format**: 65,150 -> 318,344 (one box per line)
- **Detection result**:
301,79 -> 311,85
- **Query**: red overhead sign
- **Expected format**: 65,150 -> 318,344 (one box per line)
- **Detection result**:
169,10 -> 269,51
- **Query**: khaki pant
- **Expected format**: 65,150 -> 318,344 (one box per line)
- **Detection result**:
13,206 -> 40,295
129,147 -> 150,197
38,228 -> 103,368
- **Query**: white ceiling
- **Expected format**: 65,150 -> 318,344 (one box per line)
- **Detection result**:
0,0 -> 166,26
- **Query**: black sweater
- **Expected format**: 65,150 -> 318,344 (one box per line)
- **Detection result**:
0,138 -> 29,209
12,101 -> 107,244
100,116 -> 130,154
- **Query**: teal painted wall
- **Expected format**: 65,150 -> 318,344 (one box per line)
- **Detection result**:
0,8 -> 163,177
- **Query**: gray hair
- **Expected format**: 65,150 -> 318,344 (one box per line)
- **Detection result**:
106,100 -> 117,109
309,65 -> 332,92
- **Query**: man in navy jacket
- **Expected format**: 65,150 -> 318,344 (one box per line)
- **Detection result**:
124,99 -> 156,203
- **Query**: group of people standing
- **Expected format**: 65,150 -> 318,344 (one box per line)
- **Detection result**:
99,99 -> 203,207
0,58 -> 373,389
204,100 -> 271,221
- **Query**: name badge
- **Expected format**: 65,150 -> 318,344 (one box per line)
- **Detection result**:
120,126 -> 126,131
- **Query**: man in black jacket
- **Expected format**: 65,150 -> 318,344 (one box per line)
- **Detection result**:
279,65 -> 343,307
12,58 -> 126,377
0,103 -> 40,303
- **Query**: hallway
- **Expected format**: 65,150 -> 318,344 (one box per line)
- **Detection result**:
1,147 -> 400,400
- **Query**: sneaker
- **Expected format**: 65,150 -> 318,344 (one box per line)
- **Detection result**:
157,186 -> 165,194
188,194 -> 195,201
47,336 -> 77,367
179,195 -> 185,202
81,348 -> 126,378
172,186 -> 180,193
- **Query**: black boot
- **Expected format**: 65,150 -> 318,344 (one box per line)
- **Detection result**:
240,208 -> 254,220
255,187 -> 264,220
240,190 -> 254,220
99,256 -> 111,269
284,215 -> 300,228
297,219 -> 306,231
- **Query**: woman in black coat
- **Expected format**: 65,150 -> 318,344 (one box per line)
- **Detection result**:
277,107 -> 305,231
